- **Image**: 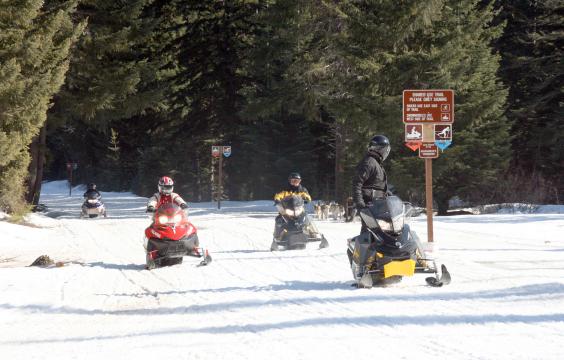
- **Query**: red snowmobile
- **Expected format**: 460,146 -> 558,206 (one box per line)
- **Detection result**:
144,203 -> 211,269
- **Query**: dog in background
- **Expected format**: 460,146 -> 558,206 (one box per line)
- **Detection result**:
329,201 -> 345,220
314,202 -> 322,219
314,201 -> 330,220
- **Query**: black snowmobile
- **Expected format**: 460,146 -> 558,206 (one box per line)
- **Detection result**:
347,195 -> 451,288
271,194 -> 329,251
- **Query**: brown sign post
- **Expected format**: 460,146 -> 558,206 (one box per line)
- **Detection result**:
211,145 -> 232,209
66,162 -> 78,196
403,90 -> 454,243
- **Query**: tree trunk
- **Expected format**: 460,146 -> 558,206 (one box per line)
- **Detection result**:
334,121 -> 348,207
194,152 -> 201,202
26,124 -> 47,205
436,196 -> 449,216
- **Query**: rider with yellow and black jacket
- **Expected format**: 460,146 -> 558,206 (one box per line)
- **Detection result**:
273,173 -> 315,240
274,182 -> 312,205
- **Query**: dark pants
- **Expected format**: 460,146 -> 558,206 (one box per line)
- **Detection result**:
359,199 -> 373,235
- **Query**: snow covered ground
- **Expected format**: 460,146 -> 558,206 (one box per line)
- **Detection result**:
1,181 -> 563,360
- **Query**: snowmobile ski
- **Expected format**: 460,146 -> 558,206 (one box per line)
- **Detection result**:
318,235 -> 329,249
425,264 -> 451,287
358,272 -> 374,288
196,249 -> 212,266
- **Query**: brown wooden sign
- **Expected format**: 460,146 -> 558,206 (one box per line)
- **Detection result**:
419,142 -> 439,158
403,90 -> 454,123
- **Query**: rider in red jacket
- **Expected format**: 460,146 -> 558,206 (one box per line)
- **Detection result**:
146,176 -> 188,212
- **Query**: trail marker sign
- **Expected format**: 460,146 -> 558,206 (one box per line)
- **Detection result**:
419,142 -> 439,158
403,90 -> 454,124
402,89 -> 454,243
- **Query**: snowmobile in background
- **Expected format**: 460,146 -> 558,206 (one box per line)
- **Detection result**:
144,203 -> 211,269
346,196 -> 451,288
271,194 -> 329,251
80,192 -> 107,218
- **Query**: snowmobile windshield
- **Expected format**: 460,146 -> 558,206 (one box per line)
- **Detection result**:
280,195 -> 304,209
368,196 -> 405,233
155,203 -> 184,225
279,195 -> 305,217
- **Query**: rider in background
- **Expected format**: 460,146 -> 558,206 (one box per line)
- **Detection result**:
83,183 -> 101,199
273,172 -> 315,240
273,172 -> 312,204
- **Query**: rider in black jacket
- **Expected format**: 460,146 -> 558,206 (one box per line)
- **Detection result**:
352,135 -> 390,232
83,183 -> 101,199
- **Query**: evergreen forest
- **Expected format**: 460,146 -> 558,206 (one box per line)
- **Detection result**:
1,0 -> 562,215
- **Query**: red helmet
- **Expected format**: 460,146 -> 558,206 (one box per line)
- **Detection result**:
158,176 -> 174,195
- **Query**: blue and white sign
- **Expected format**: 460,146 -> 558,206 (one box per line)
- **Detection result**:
435,140 -> 452,150
223,146 -> 232,157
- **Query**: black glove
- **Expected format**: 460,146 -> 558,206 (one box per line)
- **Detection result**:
146,206 -> 155,213
356,202 -> 366,210
180,203 -> 188,209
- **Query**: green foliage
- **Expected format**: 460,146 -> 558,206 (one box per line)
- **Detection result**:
30,0 -> 553,208
333,0 -> 509,212
496,0 -> 563,202
246,0 -> 509,210
0,0 -> 83,213
51,0 -> 163,125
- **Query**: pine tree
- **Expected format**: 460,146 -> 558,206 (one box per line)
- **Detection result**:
44,0 -> 171,193
0,0 -> 83,213
131,0 -> 266,201
335,0 -> 510,213
496,0 -> 563,203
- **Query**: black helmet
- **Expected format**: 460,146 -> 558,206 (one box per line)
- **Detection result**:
87,183 -> 96,190
288,172 -> 301,180
368,135 -> 391,161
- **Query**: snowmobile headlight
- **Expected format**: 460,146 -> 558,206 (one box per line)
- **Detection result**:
88,199 -> 98,204
173,213 -> 182,224
377,219 -> 393,232
294,205 -> 304,216
284,209 -> 294,217
158,215 -> 168,224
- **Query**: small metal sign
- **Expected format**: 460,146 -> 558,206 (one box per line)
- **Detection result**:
405,124 -> 423,142
405,142 -> 421,152
211,146 -> 220,158
434,124 -> 452,141
419,142 -> 439,158
222,146 -> 232,158
403,90 -> 454,124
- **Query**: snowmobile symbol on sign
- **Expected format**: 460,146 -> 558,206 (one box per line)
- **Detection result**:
405,124 -> 423,141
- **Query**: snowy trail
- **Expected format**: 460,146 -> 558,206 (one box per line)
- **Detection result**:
1,181 -> 563,360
